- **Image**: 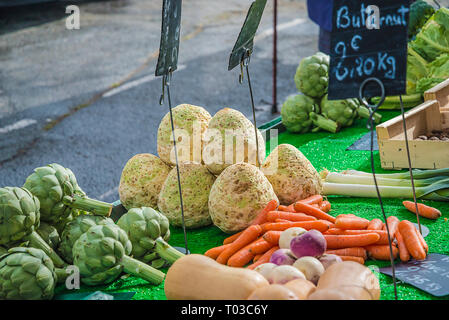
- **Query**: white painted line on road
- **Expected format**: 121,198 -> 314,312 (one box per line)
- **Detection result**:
98,186 -> 119,200
102,65 -> 187,98
254,18 -> 306,42
0,119 -> 37,134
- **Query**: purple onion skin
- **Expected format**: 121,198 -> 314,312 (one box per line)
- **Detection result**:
269,249 -> 296,266
290,229 -> 326,259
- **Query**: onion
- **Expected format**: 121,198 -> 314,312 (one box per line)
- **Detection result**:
269,249 -> 296,266
290,229 -> 326,259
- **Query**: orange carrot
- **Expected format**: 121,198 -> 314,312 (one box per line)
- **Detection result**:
249,238 -> 274,255
320,200 -> 331,213
340,256 -> 365,264
395,231 -> 410,262
335,216 -> 369,230
386,216 -> 400,240
398,220 -> 426,260
204,244 -> 230,259
414,227 -> 429,253
262,231 -> 282,245
266,211 -> 317,222
253,254 -> 262,262
275,218 -> 292,223
286,203 -> 296,212
365,245 -> 398,260
223,231 -> 243,245
250,199 -> 279,225
403,201 -> 442,220
247,246 -> 279,270
324,233 -> 380,249
262,220 -> 330,233
311,204 -> 320,209
227,243 -> 255,267
278,205 -> 291,212
326,247 -> 367,259
327,228 -> 390,245
294,202 -> 336,223
367,219 -> 383,230
216,225 -> 262,264
298,194 -> 323,205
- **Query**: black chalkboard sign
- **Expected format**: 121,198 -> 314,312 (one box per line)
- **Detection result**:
380,253 -> 449,297
328,0 -> 411,100
228,0 -> 267,71
155,0 -> 182,76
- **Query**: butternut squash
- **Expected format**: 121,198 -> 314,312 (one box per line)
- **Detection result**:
247,284 -> 298,300
164,254 -> 269,300
308,261 -> 380,300
283,278 -> 316,300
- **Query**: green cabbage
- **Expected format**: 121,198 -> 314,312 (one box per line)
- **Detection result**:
406,46 -> 429,94
411,8 -> 449,62
416,53 -> 449,92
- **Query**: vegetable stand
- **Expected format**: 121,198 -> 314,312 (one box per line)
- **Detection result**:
54,110 -> 449,300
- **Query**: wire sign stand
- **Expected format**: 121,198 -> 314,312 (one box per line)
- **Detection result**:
156,0 -> 189,255
228,0 -> 267,168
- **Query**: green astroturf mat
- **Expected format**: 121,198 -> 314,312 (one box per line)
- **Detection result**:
55,110 -> 449,300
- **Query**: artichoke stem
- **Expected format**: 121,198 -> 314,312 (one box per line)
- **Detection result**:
120,255 -> 165,285
27,231 -> 66,268
64,194 -> 112,217
154,237 -> 185,264
357,106 -> 382,124
309,112 -> 339,133
55,267 -> 69,284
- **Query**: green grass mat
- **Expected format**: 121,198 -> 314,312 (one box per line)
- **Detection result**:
55,110 -> 449,300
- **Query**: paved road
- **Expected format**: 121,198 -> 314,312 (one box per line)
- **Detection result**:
0,0 -> 319,202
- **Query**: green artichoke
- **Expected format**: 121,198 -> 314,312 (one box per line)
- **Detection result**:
73,224 -> 165,286
24,163 -> 112,224
59,214 -> 115,264
117,207 -> 183,267
0,247 -> 57,300
36,222 -> 60,250
280,94 -> 317,133
320,94 -> 358,128
294,52 -> 329,98
0,187 -> 65,267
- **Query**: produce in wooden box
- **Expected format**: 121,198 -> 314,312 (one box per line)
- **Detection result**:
308,261 -> 380,300
119,153 -> 171,210
158,162 -> 216,228
0,247 -> 58,300
157,103 -> 211,166
203,108 -> 265,175
117,207 -> 184,267
209,163 -> 278,233
23,163 -> 112,223
262,144 -> 322,205
59,215 -> 115,264
164,254 -> 269,300
0,187 -> 65,268
73,224 -> 165,286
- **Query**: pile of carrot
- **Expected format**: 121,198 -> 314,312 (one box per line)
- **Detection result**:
204,195 -> 429,268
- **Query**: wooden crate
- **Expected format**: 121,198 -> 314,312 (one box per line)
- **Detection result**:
424,78 -> 449,128
376,99 -> 449,170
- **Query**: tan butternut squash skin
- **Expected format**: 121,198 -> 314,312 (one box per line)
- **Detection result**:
164,254 -> 269,300
309,261 -> 380,300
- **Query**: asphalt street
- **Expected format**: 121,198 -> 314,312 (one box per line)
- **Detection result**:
0,0 -> 319,202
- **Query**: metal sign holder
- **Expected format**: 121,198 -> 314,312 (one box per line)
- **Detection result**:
156,0 -> 189,255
